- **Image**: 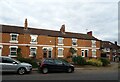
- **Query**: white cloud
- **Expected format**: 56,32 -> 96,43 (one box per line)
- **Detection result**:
0,0 -> 119,43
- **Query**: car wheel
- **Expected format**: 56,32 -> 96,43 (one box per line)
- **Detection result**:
67,67 -> 73,73
17,68 -> 26,75
42,68 -> 48,74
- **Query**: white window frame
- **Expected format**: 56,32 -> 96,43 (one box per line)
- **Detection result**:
72,38 -> 77,46
92,49 -> 96,57
10,33 -> 19,43
30,35 -> 38,44
81,49 -> 89,57
92,40 -> 96,47
29,47 -> 37,57
58,48 -> 64,57
58,37 -> 64,45
9,46 -> 18,57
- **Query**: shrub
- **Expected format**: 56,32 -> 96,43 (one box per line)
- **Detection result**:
58,58 -> 68,63
86,58 -> 103,67
16,57 -> 40,68
99,58 -> 110,66
72,56 -> 86,65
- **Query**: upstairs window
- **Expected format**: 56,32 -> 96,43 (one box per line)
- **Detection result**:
30,35 -> 38,44
92,40 -> 96,47
10,33 -> 19,43
58,37 -> 64,45
72,38 -> 77,46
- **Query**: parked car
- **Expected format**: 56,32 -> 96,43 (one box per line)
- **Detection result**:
38,58 -> 74,74
0,56 -> 32,75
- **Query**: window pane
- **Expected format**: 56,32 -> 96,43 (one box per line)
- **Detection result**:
11,35 -> 17,41
30,48 -> 36,55
58,49 -> 63,56
10,47 -> 17,55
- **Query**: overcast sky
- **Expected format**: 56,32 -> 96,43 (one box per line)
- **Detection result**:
0,0 -> 119,44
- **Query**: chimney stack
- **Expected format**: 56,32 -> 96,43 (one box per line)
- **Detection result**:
60,24 -> 65,34
115,41 -> 117,45
24,18 -> 28,30
87,31 -> 92,36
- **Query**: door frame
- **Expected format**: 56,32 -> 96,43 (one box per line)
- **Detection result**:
42,47 -> 53,58
0,45 -> 3,56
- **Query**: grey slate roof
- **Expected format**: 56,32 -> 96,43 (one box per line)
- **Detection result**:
0,24 -> 99,40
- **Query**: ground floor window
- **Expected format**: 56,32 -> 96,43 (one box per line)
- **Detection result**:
10,46 -> 18,56
58,48 -> 64,57
30,47 -> 37,57
92,49 -> 96,57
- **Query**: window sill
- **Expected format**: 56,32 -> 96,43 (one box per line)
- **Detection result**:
29,55 -> 33,57
9,41 -> 18,43
58,44 -> 64,46
8,55 -> 17,57
58,55 -> 64,57
72,45 -> 78,46
30,42 -> 38,44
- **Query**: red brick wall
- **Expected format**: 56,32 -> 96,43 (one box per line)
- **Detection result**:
1,33 -> 101,59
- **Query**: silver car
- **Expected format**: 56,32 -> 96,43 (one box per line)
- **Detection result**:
0,56 -> 32,75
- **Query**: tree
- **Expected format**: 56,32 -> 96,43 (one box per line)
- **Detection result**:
17,48 -> 22,58
69,47 -> 77,57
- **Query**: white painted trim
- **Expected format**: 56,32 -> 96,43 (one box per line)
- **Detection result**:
30,47 -> 38,49
42,47 -> 53,50
30,35 -> 38,37
58,44 -> 64,46
10,33 -> 19,36
72,44 -> 78,46
81,49 -> 89,50
72,38 -> 77,41
0,43 -> 100,50
9,41 -> 18,43
58,37 -> 64,39
58,48 -> 64,50
58,55 -> 64,57
8,55 -> 17,57
30,42 -> 38,44
0,45 -> 3,48
9,46 -> 18,48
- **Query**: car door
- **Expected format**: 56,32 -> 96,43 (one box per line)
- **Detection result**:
54,59 -> 65,71
2,57 -> 18,72
45,59 -> 56,71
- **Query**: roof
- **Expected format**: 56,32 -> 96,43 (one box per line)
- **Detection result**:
101,41 -> 120,49
0,24 -> 99,40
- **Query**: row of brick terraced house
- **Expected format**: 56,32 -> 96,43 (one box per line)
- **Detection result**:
0,19 -> 101,59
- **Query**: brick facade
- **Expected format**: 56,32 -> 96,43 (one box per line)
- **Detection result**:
0,23 -> 101,59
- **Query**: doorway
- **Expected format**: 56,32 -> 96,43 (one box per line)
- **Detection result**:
0,47 -> 2,56
43,47 -> 52,58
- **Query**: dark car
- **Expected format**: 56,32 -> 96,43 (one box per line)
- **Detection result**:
38,58 -> 74,74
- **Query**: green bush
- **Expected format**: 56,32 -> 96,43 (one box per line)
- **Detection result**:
99,58 -> 110,66
86,58 -> 103,67
58,58 -> 68,63
72,56 -> 86,65
16,57 -> 40,68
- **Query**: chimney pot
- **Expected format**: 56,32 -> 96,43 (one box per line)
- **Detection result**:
60,24 -> 65,33
24,18 -> 28,30
115,41 -> 117,45
87,31 -> 92,36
